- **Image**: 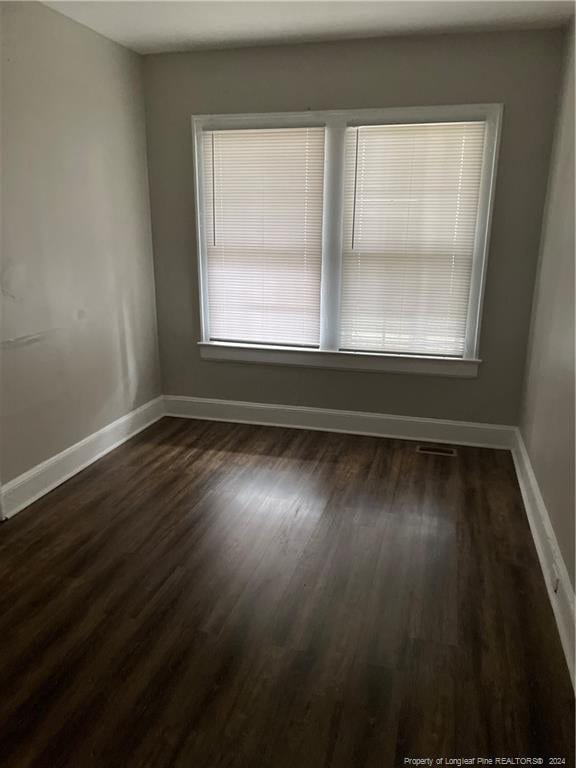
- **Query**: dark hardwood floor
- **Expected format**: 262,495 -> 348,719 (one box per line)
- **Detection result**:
0,417 -> 573,767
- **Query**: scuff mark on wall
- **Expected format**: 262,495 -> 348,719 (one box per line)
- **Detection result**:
1,330 -> 57,347
0,257 -> 22,301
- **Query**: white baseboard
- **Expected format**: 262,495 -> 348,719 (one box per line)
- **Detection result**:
3,391 -> 571,688
1,397 -> 164,520
1,395 -> 512,521
165,395 -> 573,684
512,429 -> 575,687
163,395 -> 515,449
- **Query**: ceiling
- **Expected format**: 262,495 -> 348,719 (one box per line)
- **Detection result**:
44,1 -> 574,55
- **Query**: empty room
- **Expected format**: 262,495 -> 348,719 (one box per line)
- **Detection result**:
1,0 -> 574,763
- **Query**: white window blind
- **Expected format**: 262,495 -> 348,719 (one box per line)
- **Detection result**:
202,127 -> 325,347
340,121 -> 486,357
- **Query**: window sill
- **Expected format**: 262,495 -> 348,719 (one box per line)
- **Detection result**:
198,342 -> 481,378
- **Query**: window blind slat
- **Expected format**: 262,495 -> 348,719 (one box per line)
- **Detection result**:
340,121 -> 486,357
202,127 -> 325,347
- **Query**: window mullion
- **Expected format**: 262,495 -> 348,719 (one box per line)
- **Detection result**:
319,118 -> 346,351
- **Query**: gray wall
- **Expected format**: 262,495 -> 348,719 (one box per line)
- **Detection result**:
144,30 -> 564,424
520,29 -> 575,587
1,3 -> 161,482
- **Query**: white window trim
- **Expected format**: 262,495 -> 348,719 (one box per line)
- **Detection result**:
198,342 -> 480,377
192,103 -> 502,377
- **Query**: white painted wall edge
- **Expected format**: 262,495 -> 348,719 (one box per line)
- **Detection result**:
0,397 -> 164,520
511,429 -> 575,687
163,395 -> 515,449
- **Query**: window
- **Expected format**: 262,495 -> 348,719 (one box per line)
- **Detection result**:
202,127 -> 325,347
193,105 -> 501,377
341,122 -> 486,357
